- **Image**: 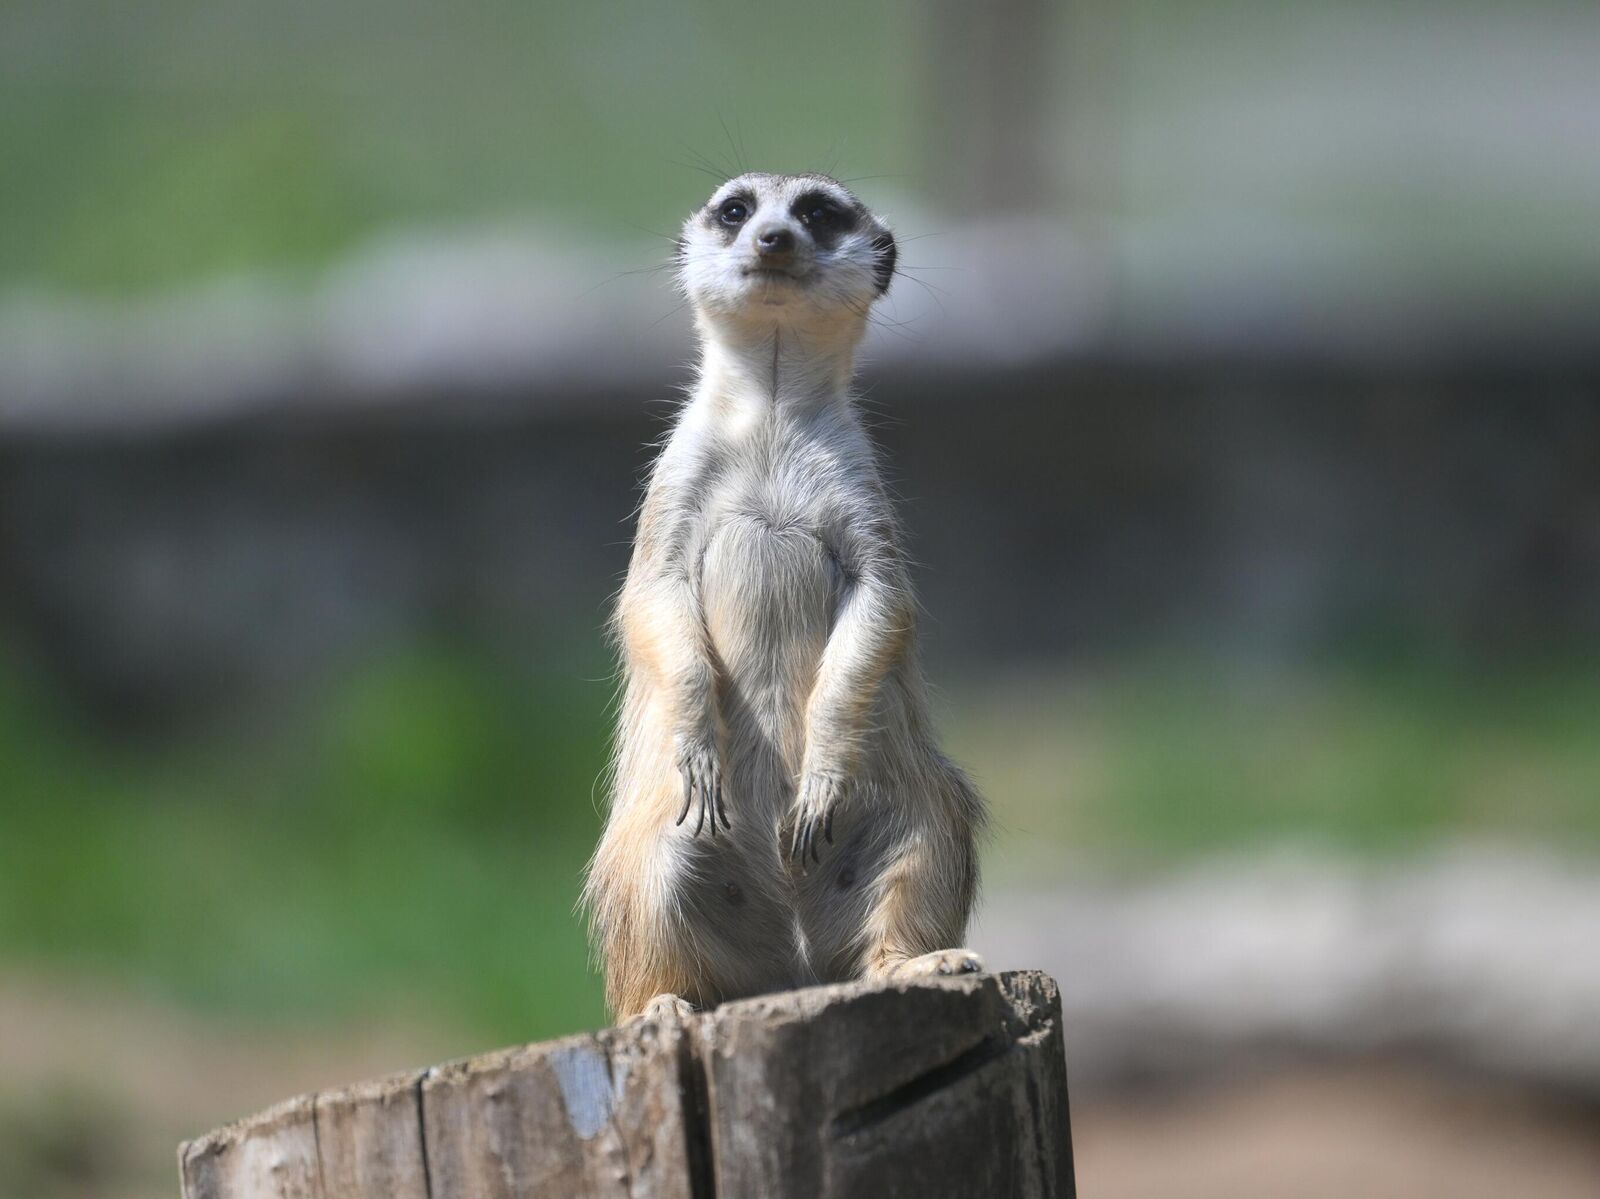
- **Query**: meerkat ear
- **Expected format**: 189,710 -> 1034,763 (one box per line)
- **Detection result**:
871,228 -> 897,295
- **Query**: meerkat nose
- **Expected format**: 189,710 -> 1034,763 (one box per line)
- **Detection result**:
755,227 -> 795,256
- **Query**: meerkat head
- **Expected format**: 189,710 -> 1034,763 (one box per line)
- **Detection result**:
677,172 -> 897,338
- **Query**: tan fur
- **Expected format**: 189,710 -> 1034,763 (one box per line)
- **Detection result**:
583,173 -> 987,1018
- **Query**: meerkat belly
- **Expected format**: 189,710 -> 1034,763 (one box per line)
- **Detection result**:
701,514 -> 839,784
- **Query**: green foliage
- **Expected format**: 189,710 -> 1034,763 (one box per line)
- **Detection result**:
953,656 -> 1600,874
0,643 -> 613,1042
0,1 -> 920,293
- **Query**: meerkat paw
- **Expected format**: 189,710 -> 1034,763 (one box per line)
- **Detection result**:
634,992 -> 697,1024
789,770 -> 847,870
674,737 -> 729,837
891,949 -> 987,979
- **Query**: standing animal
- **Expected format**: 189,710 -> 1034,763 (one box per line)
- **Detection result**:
583,172 -> 986,1020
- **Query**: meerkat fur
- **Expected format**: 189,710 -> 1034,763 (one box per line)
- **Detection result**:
583,172 -> 986,1019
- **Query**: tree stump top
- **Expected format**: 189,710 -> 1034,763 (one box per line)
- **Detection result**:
179,969 -> 1075,1198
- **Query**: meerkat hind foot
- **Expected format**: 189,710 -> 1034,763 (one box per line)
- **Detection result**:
634,992 -> 697,1024
890,949 -> 987,980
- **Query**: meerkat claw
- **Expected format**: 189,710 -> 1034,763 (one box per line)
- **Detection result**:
791,819 -> 817,872
791,819 -> 822,872
789,772 -> 844,871
713,774 -> 730,831
674,768 -> 694,827
675,747 -> 728,839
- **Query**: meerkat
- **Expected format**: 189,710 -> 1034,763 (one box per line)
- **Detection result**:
583,172 -> 986,1020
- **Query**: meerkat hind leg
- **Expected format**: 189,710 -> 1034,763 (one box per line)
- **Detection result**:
857,827 -> 985,983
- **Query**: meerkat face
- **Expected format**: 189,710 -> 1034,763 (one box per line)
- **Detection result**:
678,172 -> 897,330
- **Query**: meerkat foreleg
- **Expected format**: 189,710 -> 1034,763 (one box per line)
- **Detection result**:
790,563 -> 912,865
619,548 -> 730,837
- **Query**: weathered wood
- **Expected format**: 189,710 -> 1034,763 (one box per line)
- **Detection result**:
179,970 -> 1073,1199
420,1018 -> 696,1199
180,1094 -> 322,1199
602,1013 -> 707,1198
705,972 -> 1074,1198
314,1071 -> 428,1199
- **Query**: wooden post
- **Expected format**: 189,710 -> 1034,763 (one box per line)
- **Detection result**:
179,970 -> 1075,1198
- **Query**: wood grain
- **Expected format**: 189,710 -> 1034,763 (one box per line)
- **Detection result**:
179,970 -> 1073,1198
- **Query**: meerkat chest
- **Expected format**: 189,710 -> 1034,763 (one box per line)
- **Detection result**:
697,445 -> 850,670
707,452 -> 837,540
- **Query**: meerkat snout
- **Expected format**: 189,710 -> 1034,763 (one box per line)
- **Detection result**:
754,226 -> 795,258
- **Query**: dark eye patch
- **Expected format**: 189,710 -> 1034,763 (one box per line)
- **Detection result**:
705,192 -> 755,237
792,192 -> 857,241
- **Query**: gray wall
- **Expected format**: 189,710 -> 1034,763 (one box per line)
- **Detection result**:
5,360 -> 1596,723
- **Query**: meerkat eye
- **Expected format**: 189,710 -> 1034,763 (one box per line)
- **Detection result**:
801,202 -> 837,229
718,199 -> 749,226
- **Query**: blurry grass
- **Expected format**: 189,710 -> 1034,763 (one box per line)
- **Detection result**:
951,657 -> 1600,878
0,643 -> 614,1044
3,643 -> 1599,1040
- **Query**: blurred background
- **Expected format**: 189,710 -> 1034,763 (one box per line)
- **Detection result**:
2,1 -> 1599,1195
